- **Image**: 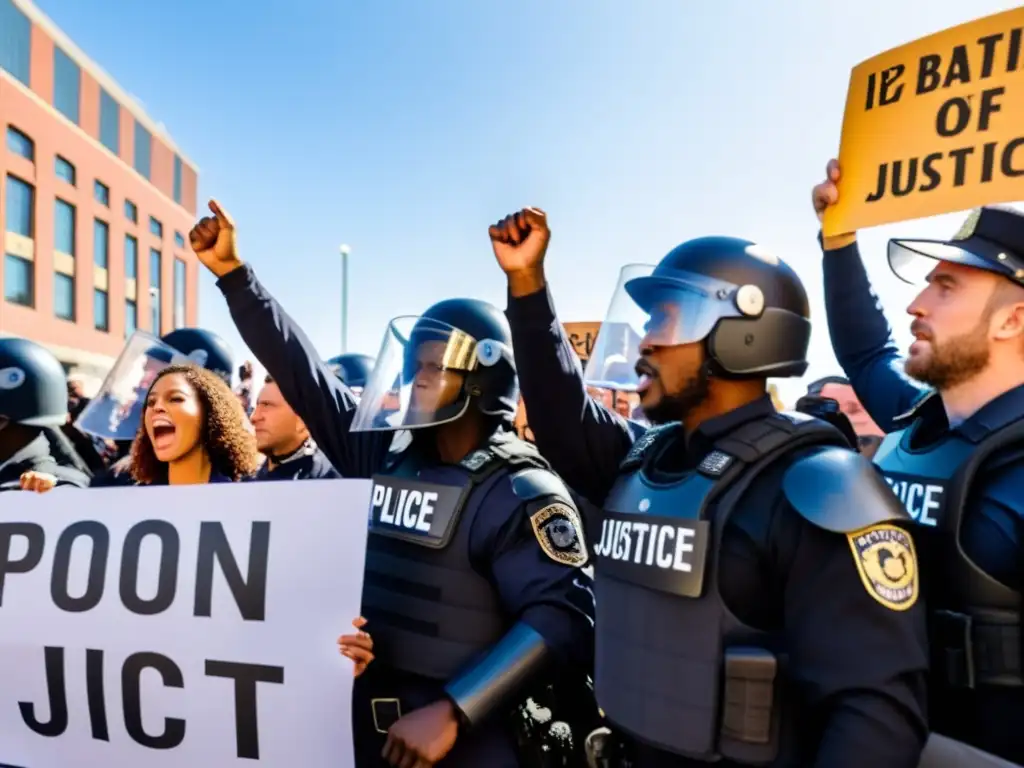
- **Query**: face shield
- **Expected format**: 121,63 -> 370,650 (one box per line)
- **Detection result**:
350,316 -> 495,432
582,263 -> 755,391
74,331 -> 188,440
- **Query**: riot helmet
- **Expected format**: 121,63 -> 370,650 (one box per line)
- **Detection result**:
326,353 -> 376,394
350,298 -> 518,432
889,205 -> 1024,286
0,337 -> 68,428
161,328 -> 233,382
584,236 -> 811,389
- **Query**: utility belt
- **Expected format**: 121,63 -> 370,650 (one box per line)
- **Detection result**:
933,610 -> 1022,689
591,646 -> 785,766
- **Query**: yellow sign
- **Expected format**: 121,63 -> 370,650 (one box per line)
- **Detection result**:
847,523 -> 919,612
824,8 -> 1024,236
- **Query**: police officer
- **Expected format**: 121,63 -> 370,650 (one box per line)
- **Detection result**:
188,200 -> 596,767
327,353 -> 376,395
814,160 -> 1024,763
490,207 -> 929,767
0,338 -> 89,492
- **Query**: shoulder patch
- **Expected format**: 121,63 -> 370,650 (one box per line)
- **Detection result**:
530,502 -> 588,567
847,523 -> 919,612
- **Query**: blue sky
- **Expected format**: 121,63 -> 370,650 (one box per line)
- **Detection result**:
37,0 -> 1024,403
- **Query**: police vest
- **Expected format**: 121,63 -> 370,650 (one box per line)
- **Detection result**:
593,412 -> 850,763
360,432 -> 554,681
875,417 -> 1024,690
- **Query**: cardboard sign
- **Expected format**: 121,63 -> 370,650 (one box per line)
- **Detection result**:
0,480 -> 370,767
824,8 -> 1024,235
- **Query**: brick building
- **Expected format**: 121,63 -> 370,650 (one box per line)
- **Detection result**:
0,0 -> 199,378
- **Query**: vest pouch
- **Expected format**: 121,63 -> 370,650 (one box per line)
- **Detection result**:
718,647 -> 781,765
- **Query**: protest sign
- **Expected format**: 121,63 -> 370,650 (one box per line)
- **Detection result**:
0,479 -> 370,768
824,7 -> 1024,235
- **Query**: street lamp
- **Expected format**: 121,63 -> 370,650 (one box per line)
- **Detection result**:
339,244 -> 351,354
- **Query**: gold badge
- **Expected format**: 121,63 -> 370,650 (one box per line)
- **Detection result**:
530,503 -> 588,567
847,524 -> 919,611
951,208 -> 981,241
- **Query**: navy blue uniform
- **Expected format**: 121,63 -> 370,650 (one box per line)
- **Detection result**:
255,439 -> 340,481
215,264 -> 595,766
0,434 -> 90,491
506,285 -> 928,768
823,238 -> 1024,761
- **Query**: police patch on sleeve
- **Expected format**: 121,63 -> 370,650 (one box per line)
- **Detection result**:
847,523 -> 919,612
530,503 -> 588,567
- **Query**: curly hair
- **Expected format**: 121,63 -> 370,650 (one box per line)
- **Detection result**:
130,363 -> 260,484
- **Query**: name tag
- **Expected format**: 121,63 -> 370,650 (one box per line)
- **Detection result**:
368,474 -> 467,548
593,510 -> 711,598
880,471 -> 946,528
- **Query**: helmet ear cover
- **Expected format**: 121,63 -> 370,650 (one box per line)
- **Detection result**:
705,310 -> 811,379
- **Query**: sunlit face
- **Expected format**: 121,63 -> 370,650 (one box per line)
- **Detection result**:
635,304 -> 708,425
144,373 -> 204,463
408,341 -> 464,414
818,382 -> 883,437
250,381 -> 306,454
904,262 -> 1003,389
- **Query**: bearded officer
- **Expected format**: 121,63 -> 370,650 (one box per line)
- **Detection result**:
0,338 -> 89,492
814,161 -> 1024,764
327,353 -> 376,396
489,207 -> 929,768
188,200 -> 596,767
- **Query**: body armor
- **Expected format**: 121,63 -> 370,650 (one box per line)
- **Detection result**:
360,432 -> 561,681
874,412 -> 1024,691
593,411 -> 854,764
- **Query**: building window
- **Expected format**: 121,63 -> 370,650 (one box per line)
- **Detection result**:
5,175 -> 34,237
94,288 -> 109,331
55,155 -> 76,185
94,180 -> 110,206
124,199 -> 138,223
53,46 -> 81,125
99,87 -> 120,155
54,199 -> 76,255
3,254 -> 32,306
173,155 -> 183,204
0,0 -> 31,86
94,219 -> 109,269
174,258 -> 186,328
150,248 -> 162,332
6,126 -> 33,161
149,216 -> 163,239
54,273 -> 75,321
125,234 -> 138,279
174,231 -> 186,249
125,300 -> 137,338
133,122 -> 151,179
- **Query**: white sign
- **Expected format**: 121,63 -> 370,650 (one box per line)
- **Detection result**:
0,479 -> 371,767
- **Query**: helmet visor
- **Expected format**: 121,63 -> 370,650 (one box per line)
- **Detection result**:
582,263 -> 746,391
74,331 -> 188,440
350,316 -> 481,432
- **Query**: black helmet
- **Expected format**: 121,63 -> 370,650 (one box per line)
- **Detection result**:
625,236 -> 810,378
161,328 -> 233,382
326,353 -> 375,389
889,205 -> 1024,286
350,298 -> 518,432
0,337 -> 68,427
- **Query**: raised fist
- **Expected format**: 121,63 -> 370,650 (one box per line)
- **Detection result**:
189,200 -> 242,278
488,207 -> 551,275
812,159 -> 841,222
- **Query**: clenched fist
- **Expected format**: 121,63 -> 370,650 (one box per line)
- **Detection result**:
189,200 -> 242,278
20,470 -> 56,493
812,160 -> 857,250
489,208 -> 551,297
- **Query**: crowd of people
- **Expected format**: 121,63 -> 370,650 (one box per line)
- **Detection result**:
3,157 -> 1024,768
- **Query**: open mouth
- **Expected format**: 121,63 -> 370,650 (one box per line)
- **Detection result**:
151,420 -> 177,450
635,361 -> 658,395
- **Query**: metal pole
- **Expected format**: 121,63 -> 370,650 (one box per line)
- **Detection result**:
339,244 -> 351,354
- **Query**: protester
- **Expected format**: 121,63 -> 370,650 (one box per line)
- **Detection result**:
814,159 -> 1024,763
338,616 -> 374,677
189,199 -> 597,767
251,374 -> 340,480
130,363 -> 260,485
1,338 -> 90,492
490,206 -> 928,767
